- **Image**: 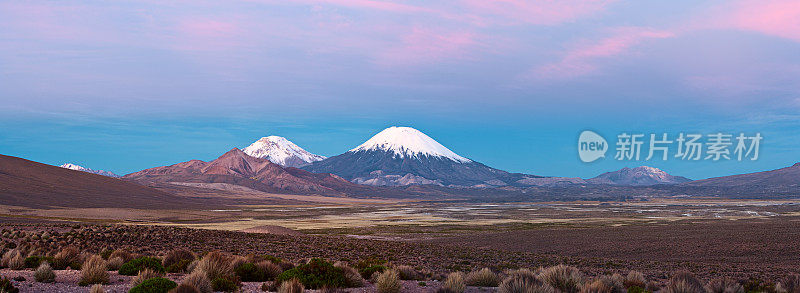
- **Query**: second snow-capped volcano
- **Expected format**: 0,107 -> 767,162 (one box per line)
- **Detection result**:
242,136 -> 325,168
349,127 -> 471,162
303,126 -> 516,187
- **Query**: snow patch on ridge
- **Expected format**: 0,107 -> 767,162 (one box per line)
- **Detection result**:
59,163 -> 120,177
242,135 -> 326,167
349,126 -> 471,163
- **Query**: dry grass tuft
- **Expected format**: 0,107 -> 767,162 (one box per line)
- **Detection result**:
580,275 -> 625,293
180,270 -> 212,293
466,268 -> 500,287
193,251 -> 235,281
624,271 -> 647,289
34,262 -> 56,283
163,249 -> 195,273
706,278 -> 744,293
53,246 -> 81,270
278,278 -> 305,293
375,269 -> 401,293
109,250 -> 132,263
107,257 -> 124,271
538,265 -> 584,293
131,268 -> 165,286
334,261 -> 364,287
79,255 -> 109,286
8,251 -> 24,270
499,273 -> 554,293
90,284 -> 104,293
440,272 -> 466,293
662,271 -> 705,293
396,265 -> 421,280
778,275 -> 800,293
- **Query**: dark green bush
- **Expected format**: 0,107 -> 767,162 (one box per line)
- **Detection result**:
128,277 -> 177,293
276,258 -> 348,289
0,277 -> 19,293
212,277 -> 239,292
25,256 -> 53,268
235,263 -> 267,282
119,257 -> 164,276
359,265 -> 387,279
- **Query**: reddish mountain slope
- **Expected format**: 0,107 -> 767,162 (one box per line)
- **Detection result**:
0,154 -> 191,209
124,149 -> 361,196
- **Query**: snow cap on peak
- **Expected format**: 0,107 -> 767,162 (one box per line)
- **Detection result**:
349,126 -> 471,163
242,135 -> 326,167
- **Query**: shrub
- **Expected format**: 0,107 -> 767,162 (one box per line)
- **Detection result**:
129,277 -> 177,293
778,275 -> 800,293
538,265 -> 584,293
375,269 -> 401,293
193,251 -> 235,281
706,278 -> 744,293
180,270 -> 212,293
662,271 -> 704,293
334,261 -> 364,287
25,255 -> 52,268
624,271 -> 647,289
34,262 -> 56,283
90,284 -> 105,293
119,257 -> 164,276
107,257 -> 124,271
0,277 -> 19,293
581,275 -> 625,293
397,265 -> 421,280
466,268 -> 500,287
132,268 -> 165,286
278,278 -> 304,293
53,246 -> 80,270
163,249 -> 195,273
359,265 -> 387,279
256,260 -> 283,280
211,277 -> 239,292
440,272 -> 466,293
276,258 -> 348,289
234,262 -> 267,282
499,274 -> 554,293
79,255 -> 109,286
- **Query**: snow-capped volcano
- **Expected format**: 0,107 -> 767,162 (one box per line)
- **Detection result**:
242,136 -> 326,168
349,126 -> 471,163
304,126 -> 521,187
587,166 -> 691,186
59,163 -> 120,178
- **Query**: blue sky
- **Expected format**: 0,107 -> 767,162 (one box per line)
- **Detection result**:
1,0 -> 799,179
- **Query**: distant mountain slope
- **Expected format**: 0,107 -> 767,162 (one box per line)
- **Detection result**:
303,126 -> 520,187
0,154 -> 189,209
587,166 -> 691,186
685,163 -> 800,187
242,136 -> 325,167
60,163 -> 120,177
124,148 -> 359,196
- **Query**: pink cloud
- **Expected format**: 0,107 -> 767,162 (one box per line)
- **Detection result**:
460,0 -> 615,25
533,27 -> 674,79
374,27 -> 479,67
720,0 -> 800,42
